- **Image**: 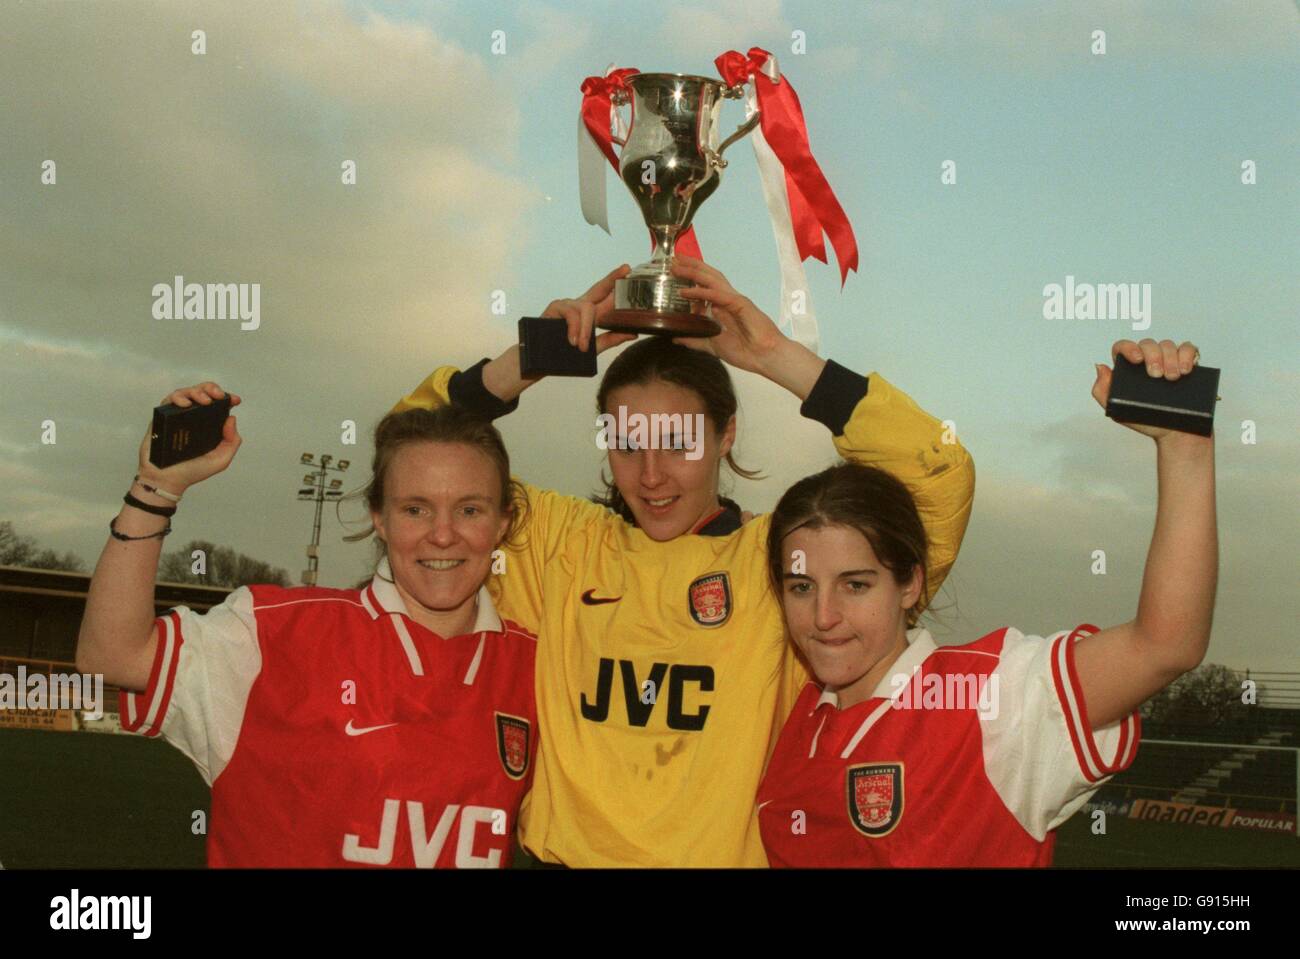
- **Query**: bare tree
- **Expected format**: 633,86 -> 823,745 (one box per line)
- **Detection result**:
0,521 -> 85,572
159,539 -> 291,588
1142,663 -> 1244,732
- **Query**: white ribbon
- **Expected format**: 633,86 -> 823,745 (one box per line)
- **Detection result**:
743,55 -> 820,353
578,63 -> 624,235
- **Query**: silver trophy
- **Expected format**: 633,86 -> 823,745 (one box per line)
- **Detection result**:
601,73 -> 759,336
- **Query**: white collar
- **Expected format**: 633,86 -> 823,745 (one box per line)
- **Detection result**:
816,627 -> 937,709
362,555 -> 502,635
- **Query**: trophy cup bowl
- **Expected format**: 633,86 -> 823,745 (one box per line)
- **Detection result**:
601,73 -> 759,337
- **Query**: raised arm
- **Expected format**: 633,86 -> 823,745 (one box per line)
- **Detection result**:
76,383 -> 243,690
674,256 -> 974,607
1072,339 -> 1217,729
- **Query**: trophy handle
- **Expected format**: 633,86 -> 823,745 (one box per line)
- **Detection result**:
708,113 -> 760,170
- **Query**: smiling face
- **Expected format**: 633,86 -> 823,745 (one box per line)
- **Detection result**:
779,523 -> 923,710
603,379 -> 736,541
370,441 -> 510,637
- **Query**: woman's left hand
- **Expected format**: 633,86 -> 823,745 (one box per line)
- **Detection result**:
1092,338 -> 1205,441
671,256 -> 786,375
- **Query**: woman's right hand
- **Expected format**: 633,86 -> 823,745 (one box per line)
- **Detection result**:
541,264 -> 638,354
136,382 -> 242,495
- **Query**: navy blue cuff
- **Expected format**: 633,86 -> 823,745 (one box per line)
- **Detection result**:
448,359 -> 520,421
799,360 -> 869,436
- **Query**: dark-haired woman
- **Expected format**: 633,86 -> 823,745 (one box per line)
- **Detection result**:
390,260 -> 976,866
77,384 -> 538,867
758,339 -> 1215,866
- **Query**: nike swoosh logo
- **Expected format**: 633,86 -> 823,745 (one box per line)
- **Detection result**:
345,720 -> 398,737
581,589 -> 621,606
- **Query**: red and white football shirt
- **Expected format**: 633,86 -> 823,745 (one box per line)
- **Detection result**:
120,557 -> 538,868
757,625 -> 1140,867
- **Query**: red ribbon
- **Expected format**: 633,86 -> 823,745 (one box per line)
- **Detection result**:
715,47 -> 858,285
579,69 -> 638,167
579,68 -> 702,260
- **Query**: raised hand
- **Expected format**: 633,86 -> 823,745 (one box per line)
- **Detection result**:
669,256 -> 786,375
137,382 -> 243,494
1092,339 -> 1203,441
541,264 -> 638,354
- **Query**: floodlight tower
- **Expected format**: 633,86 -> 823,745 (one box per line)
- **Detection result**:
296,452 -> 349,586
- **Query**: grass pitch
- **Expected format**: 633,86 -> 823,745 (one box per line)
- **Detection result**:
0,727 -> 208,868
1,728 -> 1295,868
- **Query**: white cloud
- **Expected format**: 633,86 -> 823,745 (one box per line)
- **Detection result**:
949,408 -> 1300,671
0,1 -> 535,359
4,487 -> 107,539
810,43 -> 864,77
505,1 -> 596,79
655,0 -> 791,63
0,1 -> 540,586
864,0 -> 1297,69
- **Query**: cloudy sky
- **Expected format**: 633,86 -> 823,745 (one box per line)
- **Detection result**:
1,1 -> 1296,671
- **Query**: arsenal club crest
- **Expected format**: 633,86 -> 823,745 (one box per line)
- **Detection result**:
688,571 -> 732,627
847,763 -> 903,837
495,712 -> 531,780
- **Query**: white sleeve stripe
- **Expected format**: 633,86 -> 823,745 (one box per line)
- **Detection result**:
462,633 -> 485,686
121,619 -> 162,732
1098,711 -> 1140,775
140,614 -> 179,737
839,698 -> 895,759
1052,632 -> 1101,779
1116,713 -> 1140,767
122,613 -> 176,738
1051,628 -> 1137,782
390,616 -> 425,676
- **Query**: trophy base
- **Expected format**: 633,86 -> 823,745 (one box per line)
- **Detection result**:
602,274 -> 722,337
601,309 -> 721,337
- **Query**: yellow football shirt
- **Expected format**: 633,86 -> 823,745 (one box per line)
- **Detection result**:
392,366 -> 974,866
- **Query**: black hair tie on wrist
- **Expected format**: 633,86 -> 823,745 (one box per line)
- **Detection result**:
123,491 -> 177,518
109,517 -> 172,541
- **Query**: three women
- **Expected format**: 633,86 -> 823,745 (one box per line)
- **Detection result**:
85,264 -> 1212,868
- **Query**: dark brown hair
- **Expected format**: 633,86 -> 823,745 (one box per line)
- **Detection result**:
342,405 -> 527,551
592,337 -> 761,521
767,462 -> 929,627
